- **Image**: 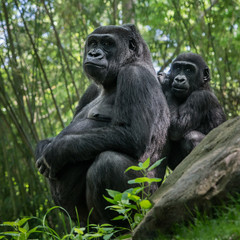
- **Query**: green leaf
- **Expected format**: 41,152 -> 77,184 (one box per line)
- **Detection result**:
23,222 -> 29,232
114,193 -> 123,202
117,233 -> 132,239
127,204 -> 138,210
88,233 -> 103,238
100,224 -> 113,227
134,213 -> 144,224
128,177 -> 152,184
0,232 -> 20,236
129,177 -> 162,184
148,158 -> 164,171
148,178 -> 162,183
106,205 -> 122,210
128,194 -> 140,202
103,233 -> 115,240
1,221 -> 18,227
18,227 -> 27,233
116,208 -> 131,214
141,158 -> 150,169
112,215 -> 126,221
18,218 -> 31,227
74,227 -> 85,235
132,187 -> 145,194
140,200 -> 152,209
103,195 -> 117,204
128,179 -> 137,184
26,226 -> 42,235
106,189 -> 121,198
125,166 -> 143,173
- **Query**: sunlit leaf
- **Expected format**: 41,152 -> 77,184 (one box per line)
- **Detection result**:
141,158 -> 150,169
148,158 -> 165,171
139,200 -> 152,209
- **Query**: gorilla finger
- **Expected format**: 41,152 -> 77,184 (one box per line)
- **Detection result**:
42,156 -> 51,169
39,164 -> 46,175
36,157 -> 43,168
49,171 -> 57,180
43,168 -> 50,178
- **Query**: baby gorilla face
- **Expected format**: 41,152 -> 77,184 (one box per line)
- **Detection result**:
170,61 -> 198,99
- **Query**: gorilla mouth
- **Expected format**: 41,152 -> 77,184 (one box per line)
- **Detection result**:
84,62 -> 106,69
172,87 -> 188,92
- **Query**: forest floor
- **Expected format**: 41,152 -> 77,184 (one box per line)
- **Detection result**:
158,195 -> 240,240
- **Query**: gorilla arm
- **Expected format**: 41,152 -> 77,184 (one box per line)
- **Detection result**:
169,90 -> 219,141
74,83 -> 100,116
35,83 -> 100,161
36,65 -> 163,178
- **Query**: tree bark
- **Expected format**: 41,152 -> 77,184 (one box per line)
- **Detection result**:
133,117 -> 240,239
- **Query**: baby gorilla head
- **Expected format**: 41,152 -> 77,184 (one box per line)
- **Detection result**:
169,53 -> 211,99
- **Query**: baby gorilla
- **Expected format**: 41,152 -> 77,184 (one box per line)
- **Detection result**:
35,24 -> 170,225
158,52 -> 226,170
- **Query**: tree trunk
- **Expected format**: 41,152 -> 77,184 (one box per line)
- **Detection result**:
133,117 -> 240,239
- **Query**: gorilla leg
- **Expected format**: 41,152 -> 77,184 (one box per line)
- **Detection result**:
86,151 -> 142,224
49,161 -> 92,222
181,130 -> 205,155
168,131 -> 205,170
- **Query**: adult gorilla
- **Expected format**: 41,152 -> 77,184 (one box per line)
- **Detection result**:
158,52 -> 226,170
35,24 -> 170,224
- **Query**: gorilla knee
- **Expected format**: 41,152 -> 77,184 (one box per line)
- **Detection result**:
87,151 -> 134,190
86,151 -> 136,223
182,131 -> 205,154
185,131 -> 205,145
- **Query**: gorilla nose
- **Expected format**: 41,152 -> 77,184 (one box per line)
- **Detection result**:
88,49 -> 104,59
175,76 -> 186,83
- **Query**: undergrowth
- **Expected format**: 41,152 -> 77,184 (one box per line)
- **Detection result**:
1,158 -> 240,240
0,158 -> 163,240
158,194 -> 240,240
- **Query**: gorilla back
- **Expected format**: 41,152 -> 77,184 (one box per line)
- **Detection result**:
35,24 -> 170,224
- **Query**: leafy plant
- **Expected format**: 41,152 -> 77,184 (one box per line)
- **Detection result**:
0,207 -> 119,240
104,158 -> 163,232
0,217 -> 41,240
0,159 -> 163,239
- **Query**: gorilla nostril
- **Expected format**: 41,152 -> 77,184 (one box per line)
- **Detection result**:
175,77 -> 186,83
88,49 -> 104,59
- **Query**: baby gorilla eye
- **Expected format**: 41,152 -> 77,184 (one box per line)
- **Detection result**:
102,40 -> 113,47
186,68 -> 191,73
88,39 -> 97,47
103,41 -> 110,46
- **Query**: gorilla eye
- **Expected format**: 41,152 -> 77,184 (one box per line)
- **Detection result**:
103,41 -> 111,46
186,68 -> 191,73
88,39 -> 97,47
102,39 -> 114,47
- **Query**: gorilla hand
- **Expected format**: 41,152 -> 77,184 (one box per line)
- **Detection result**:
36,138 -> 68,179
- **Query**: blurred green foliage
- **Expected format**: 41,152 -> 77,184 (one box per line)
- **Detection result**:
0,0 -> 239,221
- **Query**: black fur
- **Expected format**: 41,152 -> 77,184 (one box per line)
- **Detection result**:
35,24 -> 170,224
158,52 -> 226,170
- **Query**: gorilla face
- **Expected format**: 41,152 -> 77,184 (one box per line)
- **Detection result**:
84,34 -> 118,86
170,61 -> 198,99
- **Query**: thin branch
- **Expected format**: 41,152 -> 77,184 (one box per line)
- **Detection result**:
41,0 -> 80,100
13,0 -> 65,129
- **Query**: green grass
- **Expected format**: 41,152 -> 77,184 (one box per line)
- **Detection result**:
1,197 -> 240,240
158,195 -> 240,240
1,157 -> 240,240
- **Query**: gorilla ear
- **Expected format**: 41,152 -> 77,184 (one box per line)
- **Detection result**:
203,67 -> 211,82
129,38 -> 136,51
